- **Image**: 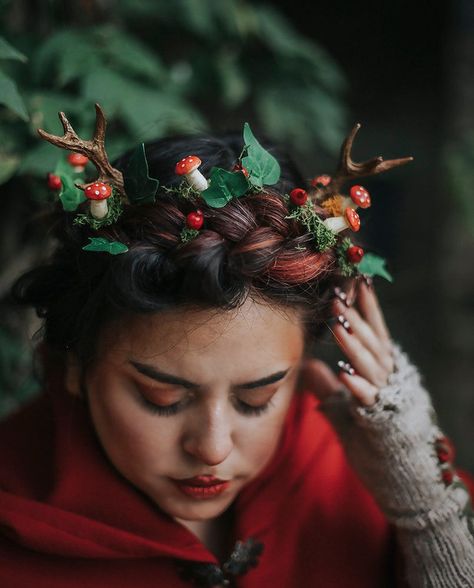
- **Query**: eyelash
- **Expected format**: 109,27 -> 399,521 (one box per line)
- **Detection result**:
138,394 -> 273,418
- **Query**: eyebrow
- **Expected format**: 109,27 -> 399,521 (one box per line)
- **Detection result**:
129,361 -> 291,390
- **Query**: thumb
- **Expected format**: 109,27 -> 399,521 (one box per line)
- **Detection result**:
297,358 -> 346,402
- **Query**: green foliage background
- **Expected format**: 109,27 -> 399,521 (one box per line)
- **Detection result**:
0,0 -> 348,417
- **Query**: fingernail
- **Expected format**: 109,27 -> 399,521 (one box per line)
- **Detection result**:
334,286 -> 350,307
337,314 -> 353,334
362,275 -> 373,288
337,360 -> 356,376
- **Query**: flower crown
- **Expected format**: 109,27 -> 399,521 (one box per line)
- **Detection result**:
39,103 -> 413,282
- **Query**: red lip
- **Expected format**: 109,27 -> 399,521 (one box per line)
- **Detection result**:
177,475 -> 228,487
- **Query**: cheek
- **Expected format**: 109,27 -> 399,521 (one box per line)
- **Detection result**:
86,377 -> 178,478
236,391 -> 293,476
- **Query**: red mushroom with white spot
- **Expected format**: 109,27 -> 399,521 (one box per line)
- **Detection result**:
175,155 -> 208,192
323,207 -> 361,233
340,185 -> 371,212
84,182 -> 112,219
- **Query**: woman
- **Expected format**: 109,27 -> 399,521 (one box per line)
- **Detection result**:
1,110 -> 473,587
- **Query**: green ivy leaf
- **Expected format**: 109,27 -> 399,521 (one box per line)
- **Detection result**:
200,167 -> 249,208
0,71 -> 29,121
0,37 -> 28,62
241,122 -> 280,188
123,143 -> 159,204
82,237 -> 129,255
358,253 -> 393,282
53,157 -> 86,211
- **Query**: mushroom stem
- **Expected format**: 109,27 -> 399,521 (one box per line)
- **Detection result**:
90,200 -> 108,219
185,168 -> 208,192
323,216 -> 348,234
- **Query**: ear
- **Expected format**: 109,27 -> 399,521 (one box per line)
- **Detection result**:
64,352 -> 82,397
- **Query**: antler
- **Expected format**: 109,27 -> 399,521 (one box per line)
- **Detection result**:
37,103 -> 125,197
315,123 -> 413,200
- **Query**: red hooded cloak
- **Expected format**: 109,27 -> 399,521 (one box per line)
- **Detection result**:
1,350 -> 473,587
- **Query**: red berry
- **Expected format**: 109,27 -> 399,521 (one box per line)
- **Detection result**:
67,153 -> 89,169
441,468 -> 454,485
435,435 -> 456,464
346,245 -> 364,263
47,173 -> 62,191
84,182 -> 112,200
350,185 -> 371,208
311,175 -> 331,187
232,162 -> 249,178
186,210 -> 204,230
289,188 -> 308,206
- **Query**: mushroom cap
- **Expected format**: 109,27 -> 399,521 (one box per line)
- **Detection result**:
344,207 -> 361,231
175,155 -> 202,175
84,182 -> 112,200
68,153 -> 89,166
349,185 -> 371,208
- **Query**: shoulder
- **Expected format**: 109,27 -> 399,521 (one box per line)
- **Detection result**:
0,392 -> 55,497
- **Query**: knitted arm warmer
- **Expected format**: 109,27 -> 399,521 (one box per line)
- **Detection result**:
318,343 -> 474,588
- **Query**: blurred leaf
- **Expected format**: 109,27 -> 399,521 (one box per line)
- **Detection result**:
255,83 -> 346,154
215,51 -> 249,107
0,36 -> 28,62
18,142 -> 62,175
0,69 -> 29,120
0,153 -> 19,184
445,135 -> 474,235
98,26 -> 166,83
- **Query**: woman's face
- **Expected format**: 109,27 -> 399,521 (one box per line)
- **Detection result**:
69,297 -> 305,523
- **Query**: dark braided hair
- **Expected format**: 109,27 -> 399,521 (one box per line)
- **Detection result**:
11,130 -> 352,370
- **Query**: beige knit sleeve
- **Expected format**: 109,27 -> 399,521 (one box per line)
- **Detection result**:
318,343 -> 474,587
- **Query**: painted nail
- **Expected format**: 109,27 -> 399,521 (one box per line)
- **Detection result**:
362,274 -> 373,288
334,286 -> 350,307
337,314 -> 353,334
337,360 -> 356,376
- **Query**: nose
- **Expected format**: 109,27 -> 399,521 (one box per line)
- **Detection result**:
181,401 -> 234,466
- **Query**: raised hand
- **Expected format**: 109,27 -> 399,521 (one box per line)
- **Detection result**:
331,277 -> 395,406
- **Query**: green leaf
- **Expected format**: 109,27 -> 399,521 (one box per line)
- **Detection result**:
357,253 -> 393,282
0,153 -> 20,184
200,167 -> 249,208
54,157 -> 86,211
123,143 -> 159,204
241,122 -> 280,187
0,37 -> 28,62
0,70 -> 29,121
82,237 -> 129,255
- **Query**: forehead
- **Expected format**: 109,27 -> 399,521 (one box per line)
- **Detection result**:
98,297 -> 305,377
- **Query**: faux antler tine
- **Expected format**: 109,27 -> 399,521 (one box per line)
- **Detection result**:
58,111 -> 76,138
93,103 -> 106,144
340,123 -> 362,167
316,123 -> 414,200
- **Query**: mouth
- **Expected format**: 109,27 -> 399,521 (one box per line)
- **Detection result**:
172,476 -> 231,499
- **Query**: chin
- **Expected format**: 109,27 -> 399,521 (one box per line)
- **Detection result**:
167,496 -> 233,522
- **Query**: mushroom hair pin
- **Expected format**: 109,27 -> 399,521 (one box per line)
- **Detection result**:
38,103 -> 126,223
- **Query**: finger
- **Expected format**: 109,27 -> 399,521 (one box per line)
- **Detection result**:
331,322 -> 390,388
297,358 -> 344,402
355,279 -> 392,348
338,370 -> 379,407
332,298 -> 394,374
